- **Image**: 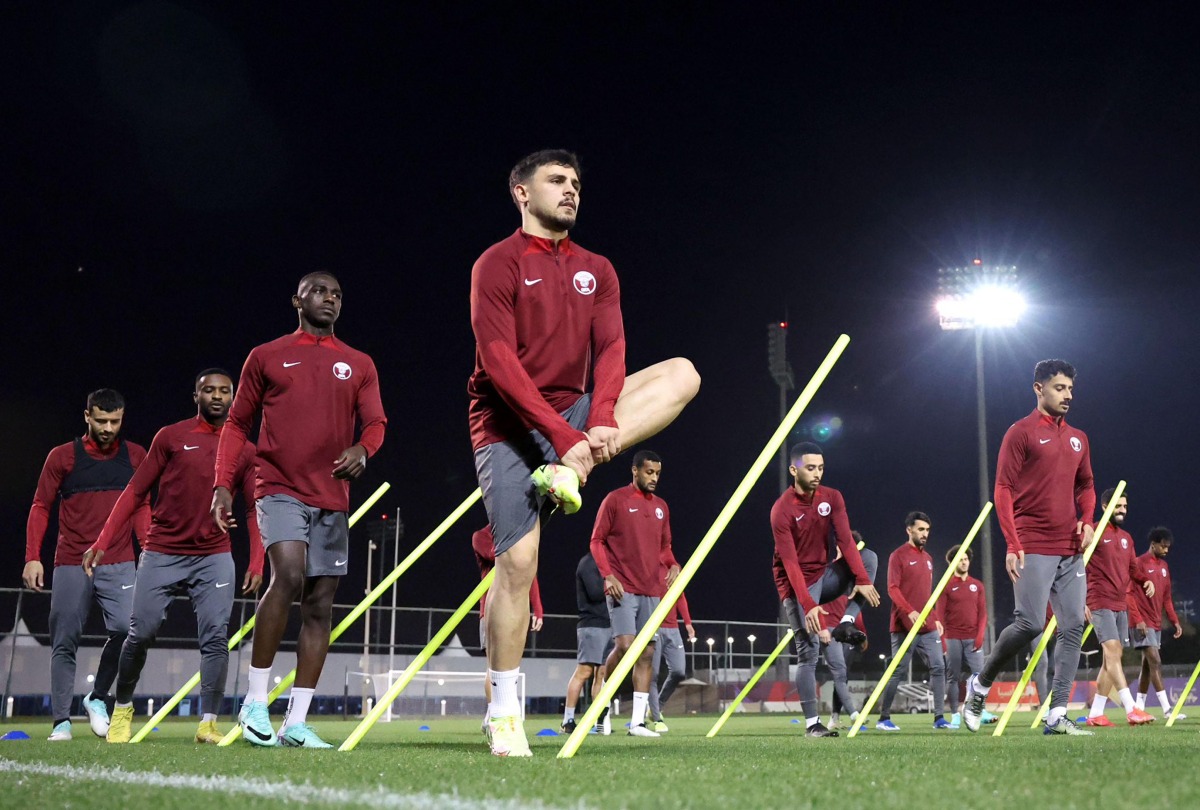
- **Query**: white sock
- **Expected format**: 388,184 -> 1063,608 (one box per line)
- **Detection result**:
281,687 -> 314,730
1089,694 -> 1108,718
488,668 -> 521,718
1118,687 -> 1135,713
116,701 -> 133,709
202,712 -> 217,723
1047,706 -> 1067,724
1157,689 -> 1171,712
805,716 -> 819,728
563,707 -> 575,723
247,665 -> 271,703
1136,692 -> 1147,710
632,692 -> 649,726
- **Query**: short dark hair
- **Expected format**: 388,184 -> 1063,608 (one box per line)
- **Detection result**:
905,511 -> 931,528
632,450 -> 662,468
86,388 -> 125,413
1148,526 -> 1174,546
1100,487 -> 1126,508
194,368 -> 233,390
789,441 -> 823,465
946,543 -> 973,563
508,149 -> 582,207
1034,359 -> 1076,384
298,270 -> 340,293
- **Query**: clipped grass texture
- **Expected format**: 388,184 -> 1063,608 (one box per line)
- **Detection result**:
0,711 -> 1195,809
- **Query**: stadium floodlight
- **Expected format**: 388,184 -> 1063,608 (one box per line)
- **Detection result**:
934,262 -> 1025,648
747,635 -> 757,668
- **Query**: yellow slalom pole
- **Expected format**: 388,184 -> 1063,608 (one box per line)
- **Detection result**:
129,481 -> 391,743
1029,624 -> 1093,728
847,504 -> 991,737
1167,659 -> 1200,727
992,480 -> 1125,736
340,570 -> 494,751
217,486 -> 483,746
558,334 -> 851,758
706,630 -> 794,738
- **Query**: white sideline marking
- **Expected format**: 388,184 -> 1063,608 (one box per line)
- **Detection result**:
0,758 -> 578,809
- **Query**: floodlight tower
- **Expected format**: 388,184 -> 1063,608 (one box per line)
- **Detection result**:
935,261 -> 1025,649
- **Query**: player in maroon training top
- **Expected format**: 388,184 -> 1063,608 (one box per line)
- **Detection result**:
1128,526 -> 1181,718
592,450 -> 681,737
964,359 -> 1097,736
469,149 -> 700,756
84,369 -> 265,744
938,544 -> 987,727
772,442 -> 880,738
211,271 -> 387,749
24,388 -> 150,741
1083,488 -> 1155,726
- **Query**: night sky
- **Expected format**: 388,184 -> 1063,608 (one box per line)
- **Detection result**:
7,6 -> 1199,653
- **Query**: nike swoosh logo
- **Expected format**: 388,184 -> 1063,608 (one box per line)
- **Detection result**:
183,445 -> 200,451
244,724 -> 272,742
952,587 -> 959,591
215,582 -> 230,588
628,508 -> 638,512
1076,571 -> 1085,577
524,278 -> 543,286
1104,538 -> 1113,543
335,559 -> 347,566
1039,438 -> 1052,444
909,561 -> 918,565
283,361 -> 302,368
122,584 -> 134,590
794,515 -> 804,522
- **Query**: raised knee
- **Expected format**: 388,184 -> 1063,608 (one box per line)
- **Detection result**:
669,358 -> 701,402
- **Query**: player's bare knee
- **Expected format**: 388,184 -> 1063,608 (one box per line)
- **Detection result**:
667,357 -> 701,402
497,541 -> 537,589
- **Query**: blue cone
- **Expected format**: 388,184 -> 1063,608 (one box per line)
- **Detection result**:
418,725 -> 431,731
0,731 -> 30,740
535,728 -> 558,736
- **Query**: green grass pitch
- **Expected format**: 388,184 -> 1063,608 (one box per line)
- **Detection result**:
0,711 -> 1194,808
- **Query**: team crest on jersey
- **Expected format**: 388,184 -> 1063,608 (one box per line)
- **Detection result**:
573,270 -> 597,295
1121,537 -> 1128,549
655,507 -> 664,520
1070,436 -> 1082,452
332,362 -> 352,380
817,502 -> 831,516
969,583 -> 978,592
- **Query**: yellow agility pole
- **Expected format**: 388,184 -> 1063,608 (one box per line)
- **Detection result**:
129,481 -> 391,743
992,480 -> 1126,736
847,504 -> 991,737
1030,624 -> 1093,728
340,570 -> 495,751
1167,659 -> 1200,727
706,630 -> 794,738
558,333 -> 851,758
217,486 -> 483,746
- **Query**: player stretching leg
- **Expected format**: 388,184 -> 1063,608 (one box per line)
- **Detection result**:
469,150 -> 699,756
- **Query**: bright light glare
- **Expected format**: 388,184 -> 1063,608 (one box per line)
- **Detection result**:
936,286 -> 1026,330
747,634 -> 757,643
706,638 -> 715,647
727,636 -> 735,644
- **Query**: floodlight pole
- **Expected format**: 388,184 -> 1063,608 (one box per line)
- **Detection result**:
767,321 -> 795,681
974,330 -> 997,649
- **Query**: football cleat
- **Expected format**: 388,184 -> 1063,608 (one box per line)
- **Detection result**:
238,699 -> 277,747
106,705 -> 134,743
47,720 -> 72,741
83,691 -> 111,737
964,675 -> 987,733
278,723 -> 333,749
531,464 -> 582,515
933,717 -> 952,730
876,719 -> 900,731
560,719 -> 577,734
831,622 -> 867,645
195,719 -> 225,743
488,715 -> 532,757
806,722 -> 839,738
1044,716 -> 1095,736
1127,708 -> 1155,726
1085,715 -> 1115,728
652,720 -> 669,733
628,723 -> 661,738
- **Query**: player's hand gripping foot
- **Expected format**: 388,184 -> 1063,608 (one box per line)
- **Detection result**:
963,675 -> 987,732
1127,708 -> 1155,725
830,622 -> 867,645
805,722 -> 838,738
238,699 -> 277,747
531,464 -> 582,515
278,723 -> 333,749
83,691 -> 111,737
488,715 -> 532,757
106,705 -> 134,743
628,723 -> 661,737
1085,715 -> 1115,728
195,719 -> 225,743
1043,716 -> 1094,736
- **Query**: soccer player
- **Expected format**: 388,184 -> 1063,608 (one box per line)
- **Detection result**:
472,525 -> 543,724
1128,526 -> 1181,718
469,149 -> 699,756
938,544 -> 986,728
648,577 -> 695,732
562,552 -> 611,734
877,512 -> 949,731
1083,489 -> 1155,726
772,441 -> 880,738
212,272 -> 387,749
592,450 -> 681,738
964,359 -> 1096,736
84,370 -> 265,743
24,389 -> 150,741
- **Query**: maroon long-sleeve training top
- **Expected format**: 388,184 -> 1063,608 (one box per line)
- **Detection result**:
1086,524 -> 1145,612
771,486 -> 870,614
1128,551 -> 1178,631
938,574 -> 987,648
887,542 -> 939,634
590,484 -> 679,598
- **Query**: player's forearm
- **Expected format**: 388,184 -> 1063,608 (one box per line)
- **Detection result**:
214,423 -> 251,491
589,538 -> 614,579
480,340 -> 587,457
993,484 -> 1021,553
358,421 -> 386,456
585,336 -> 626,430
25,502 -> 50,563
677,593 -> 693,626
529,578 -> 544,618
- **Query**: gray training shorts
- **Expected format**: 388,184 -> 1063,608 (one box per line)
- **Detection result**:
1090,608 -> 1130,647
577,626 -> 612,665
474,394 -> 591,557
608,593 -> 661,638
256,493 -> 349,578
1131,625 -> 1162,649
